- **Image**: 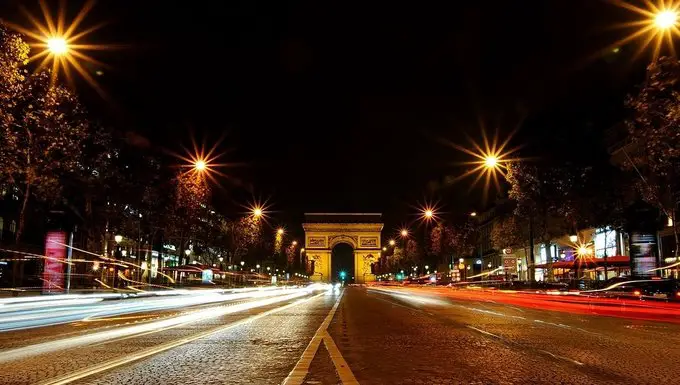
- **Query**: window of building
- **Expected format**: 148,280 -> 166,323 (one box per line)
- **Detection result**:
539,244 -> 559,264
595,227 -> 617,258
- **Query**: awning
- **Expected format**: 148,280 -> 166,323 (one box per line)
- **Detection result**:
534,256 -> 630,269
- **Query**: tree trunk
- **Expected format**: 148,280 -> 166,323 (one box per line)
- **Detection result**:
15,182 -> 31,244
545,242 -> 554,281
673,209 -> 679,260
528,216 -> 535,282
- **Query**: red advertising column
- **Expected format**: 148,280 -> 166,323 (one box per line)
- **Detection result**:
43,231 -> 67,294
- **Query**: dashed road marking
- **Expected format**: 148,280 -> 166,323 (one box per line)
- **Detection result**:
539,349 -> 585,366
466,325 -> 502,339
283,290 -> 358,385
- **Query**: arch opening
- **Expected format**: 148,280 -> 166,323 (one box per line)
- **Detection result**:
331,243 -> 354,283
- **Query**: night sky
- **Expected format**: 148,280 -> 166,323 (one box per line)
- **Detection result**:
0,1 -> 653,235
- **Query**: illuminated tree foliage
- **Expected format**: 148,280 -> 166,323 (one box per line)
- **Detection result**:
624,56 -> 680,256
491,215 -> 527,252
444,222 -> 476,260
429,223 -> 442,255
285,243 -> 296,267
0,23 -> 90,243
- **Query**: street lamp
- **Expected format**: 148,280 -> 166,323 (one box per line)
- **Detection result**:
253,207 -> 263,218
114,235 -> 123,244
292,241 -> 298,246
194,159 -> 207,172
47,37 -> 69,55
655,10 -> 677,29
240,261 -> 245,266
470,212 -> 477,217
382,247 -> 387,251
400,229 -> 409,237
277,228 -> 284,235
569,234 -> 578,243
484,155 -> 498,169
389,239 -> 395,246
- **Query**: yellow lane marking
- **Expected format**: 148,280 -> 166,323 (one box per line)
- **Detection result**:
37,293 -> 325,385
282,290 -> 358,385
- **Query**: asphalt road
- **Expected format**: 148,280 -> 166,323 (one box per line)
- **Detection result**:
2,286 -> 680,384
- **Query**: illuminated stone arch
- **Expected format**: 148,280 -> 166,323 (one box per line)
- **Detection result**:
302,213 -> 383,283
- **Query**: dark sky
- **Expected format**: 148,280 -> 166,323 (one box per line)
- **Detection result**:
1,0 -> 654,235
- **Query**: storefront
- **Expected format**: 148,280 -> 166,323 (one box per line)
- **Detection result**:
535,255 -> 631,281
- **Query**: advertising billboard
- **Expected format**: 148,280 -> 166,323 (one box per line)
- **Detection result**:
630,232 -> 657,277
43,231 -> 67,293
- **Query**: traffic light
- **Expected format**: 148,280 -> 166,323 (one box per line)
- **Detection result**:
339,270 -> 347,280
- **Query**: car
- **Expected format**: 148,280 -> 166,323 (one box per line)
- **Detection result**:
584,279 -> 680,301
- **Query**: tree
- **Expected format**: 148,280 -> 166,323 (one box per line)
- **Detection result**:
506,162 -> 573,280
444,222 -> 476,261
491,215 -> 528,252
0,24 -> 90,242
624,56 -> 680,257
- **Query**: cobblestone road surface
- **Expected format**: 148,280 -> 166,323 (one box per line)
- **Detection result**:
2,286 -> 680,384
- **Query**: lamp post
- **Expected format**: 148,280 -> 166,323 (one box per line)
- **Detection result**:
112,235 -> 123,289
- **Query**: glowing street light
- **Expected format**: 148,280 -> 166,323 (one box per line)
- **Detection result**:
484,155 -> 498,169
292,241 -> 298,246
382,247 -> 387,251
569,235 -> 578,243
400,229 -> 409,237
47,37 -> 69,55
389,239 -> 396,246
300,248 -> 305,252
9,1 -> 112,94
470,212 -> 477,217
655,10 -> 678,29
277,228 -> 284,235
252,207 -> 263,218
114,235 -> 123,244
424,209 -> 434,219
194,159 -> 207,172
610,1 -> 680,60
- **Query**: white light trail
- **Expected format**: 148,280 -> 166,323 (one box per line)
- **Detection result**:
0,286 -> 323,363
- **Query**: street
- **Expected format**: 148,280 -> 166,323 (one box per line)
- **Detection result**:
1,286 -> 680,384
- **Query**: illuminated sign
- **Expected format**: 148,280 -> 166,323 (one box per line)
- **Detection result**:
631,233 -> 657,277
43,231 -> 66,294
201,269 -> 213,284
